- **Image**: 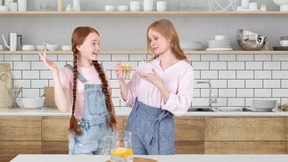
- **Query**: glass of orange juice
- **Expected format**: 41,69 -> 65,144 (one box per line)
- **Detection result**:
120,65 -> 132,80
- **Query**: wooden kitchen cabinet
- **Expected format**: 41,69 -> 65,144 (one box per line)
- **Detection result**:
42,116 -> 70,141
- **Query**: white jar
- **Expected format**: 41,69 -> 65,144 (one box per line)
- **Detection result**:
8,2 -> 17,11
66,4 -> 72,11
241,0 -> 249,9
18,0 -> 27,11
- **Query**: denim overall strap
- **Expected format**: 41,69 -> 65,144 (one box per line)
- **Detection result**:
64,64 -> 87,83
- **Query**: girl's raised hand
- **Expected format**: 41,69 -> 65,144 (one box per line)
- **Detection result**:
38,49 -> 58,73
114,62 -> 123,80
135,68 -> 163,88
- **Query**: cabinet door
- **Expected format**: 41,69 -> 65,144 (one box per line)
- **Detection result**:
0,141 -> 41,162
205,117 -> 286,141
0,117 -> 41,141
286,117 -> 288,141
116,116 -> 123,132
175,141 -> 204,154
205,142 -> 286,154
42,116 -> 69,141
174,117 -> 204,141
42,142 -> 69,154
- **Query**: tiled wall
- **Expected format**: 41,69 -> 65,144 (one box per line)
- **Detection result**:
1,53 -> 288,108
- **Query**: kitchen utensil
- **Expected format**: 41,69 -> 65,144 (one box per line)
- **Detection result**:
2,33 -> 22,51
252,99 -> 277,112
273,0 -> 288,11
43,42 -> 58,51
103,131 -> 133,162
7,86 -> 22,108
237,29 -> 267,51
21,97 -> 45,108
273,46 -> 288,51
22,45 -> 35,51
0,63 -> 12,108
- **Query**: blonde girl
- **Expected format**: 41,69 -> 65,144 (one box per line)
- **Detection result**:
115,19 -> 194,155
39,26 -> 116,155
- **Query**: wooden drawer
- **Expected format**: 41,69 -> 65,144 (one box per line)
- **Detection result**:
42,142 -> 69,154
0,141 -> 41,162
205,117 -> 286,141
175,141 -> 204,154
205,142 -> 286,154
286,117 -> 288,141
42,116 -> 69,141
0,117 -> 41,141
174,117 -> 204,141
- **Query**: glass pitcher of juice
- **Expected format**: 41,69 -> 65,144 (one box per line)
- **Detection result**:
103,131 -> 133,162
120,65 -> 132,80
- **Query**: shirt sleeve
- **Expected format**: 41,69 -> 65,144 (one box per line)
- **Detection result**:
162,67 -> 194,116
119,70 -> 138,108
58,67 -> 72,89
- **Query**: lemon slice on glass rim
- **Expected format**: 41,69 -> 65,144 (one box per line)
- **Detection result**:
111,147 -> 133,158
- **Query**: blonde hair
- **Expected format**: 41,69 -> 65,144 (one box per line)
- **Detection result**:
146,19 -> 188,61
69,26 -> 116,135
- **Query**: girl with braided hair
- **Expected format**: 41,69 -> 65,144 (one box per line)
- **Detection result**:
38,26 -> 116,155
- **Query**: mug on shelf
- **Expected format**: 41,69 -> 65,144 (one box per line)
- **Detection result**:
105,5 -> 115,11
156,1 -> 167,11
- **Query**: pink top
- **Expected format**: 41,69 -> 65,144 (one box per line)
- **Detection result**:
120,57 -> 194,116
59,63 -> 111,120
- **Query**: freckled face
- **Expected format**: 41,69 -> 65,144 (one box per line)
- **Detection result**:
148,29 -> 171,55
77,32 -> 100,61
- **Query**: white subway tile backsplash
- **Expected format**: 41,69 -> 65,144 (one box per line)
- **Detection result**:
111,89 -> 120,98
201,55 -> 218,61
255,55 -> 271,61
14,62 -> 30,70
112,97 -> 120,107
129,54 -> 146,61
40,71 -> 52,79
102,62 -> 118,70
193,89 -> 200,98
187,54 -> 200,61
264,80 -> 280,88
246,80 -> 262,88
13,80 -> 30,88
282,80 -> 288,88
98,54 -> 111,61
23,71 -> 39,79
210,62 -> 226,70
255,71 -> 271,79
227,62 -> 244,70
45,54 -> 57,61
237,89 -> 254,97
48,80 -> 54,87
58,54 -> 73,61
31,62 -> 47,70
281,98 -> 288,104
201,71 -> 218,79
191,98 -> 209,107
272,55 -> 288,61
263,62 -> 280,70
219,71 -> 236,79
109,80 -> 120,89
213,98 -> 227,107
5,55 -> 21,61
282,62 -> 288,69
219,55 -> 236,61
228,80 -> 244,88
210,80 -> 227,88
0,55 -> 3,61
23,55 -> 40,61
31,80 -> 49,88
194,70 -> 200,79
200,89 -> 218,98
272,89 -> 288,97
237,55 -> 253,61
237,71 -> 254,79
246,62 -> 262,70
255,89 -> 271,97
228,98 -> 244,106
219,89 -> 236,97
192,62 -> 209,70
10,71 -> 22,79
112,55 -> 129,61
273,71 -> 288,79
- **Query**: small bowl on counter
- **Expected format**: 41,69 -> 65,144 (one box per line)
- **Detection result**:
21,97 -> 45,108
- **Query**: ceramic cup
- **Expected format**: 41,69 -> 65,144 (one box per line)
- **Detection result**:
0,5 -> 8,11
157,1 -> 167,11
8,2 -> 17,11
0,45 -> 4,51
143,0 -> 154,5
117,5 -> 129,11
241,0 -> 249,9
130,1 -> 140,11
105,5 -> 115,11
249,2 -> 257,11
143,5 -> 155,11
215,35 -> 228,40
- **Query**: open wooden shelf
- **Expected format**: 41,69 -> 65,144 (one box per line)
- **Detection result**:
1,50 -> 287,54
0,11 -> 288,15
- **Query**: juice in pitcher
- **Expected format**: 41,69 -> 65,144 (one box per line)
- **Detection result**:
111,147 -> 133,162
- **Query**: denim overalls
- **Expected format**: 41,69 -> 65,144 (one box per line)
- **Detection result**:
65,64 -> 112,155
125,98 -> 175,155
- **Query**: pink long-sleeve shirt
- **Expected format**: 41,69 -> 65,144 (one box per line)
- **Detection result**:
120,57 -> 194,116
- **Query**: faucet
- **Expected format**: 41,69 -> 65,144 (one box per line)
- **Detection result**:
197,81 -> 217,109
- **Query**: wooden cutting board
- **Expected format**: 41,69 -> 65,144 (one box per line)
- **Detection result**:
44,87 -> 57,107
106,157 -> 158,162
0,63 -> 12,107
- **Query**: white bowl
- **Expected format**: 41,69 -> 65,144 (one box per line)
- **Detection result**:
252,99 -> 277,108
105,5 -> 115,11
22,45 -> 35,51
44,43 -> 58,51
36,45 -> 45,51
280,40 -> 288,46
21,97 -> 45,108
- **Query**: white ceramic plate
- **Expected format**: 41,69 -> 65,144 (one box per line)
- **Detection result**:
206,48 -> 233,51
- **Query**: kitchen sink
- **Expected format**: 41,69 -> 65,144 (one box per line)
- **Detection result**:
188,107 -> 252,112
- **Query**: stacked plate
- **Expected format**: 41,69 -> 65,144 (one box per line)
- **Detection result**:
252,99 -> 277,112
180,41 -> 202,51
206,35 -> 233,51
